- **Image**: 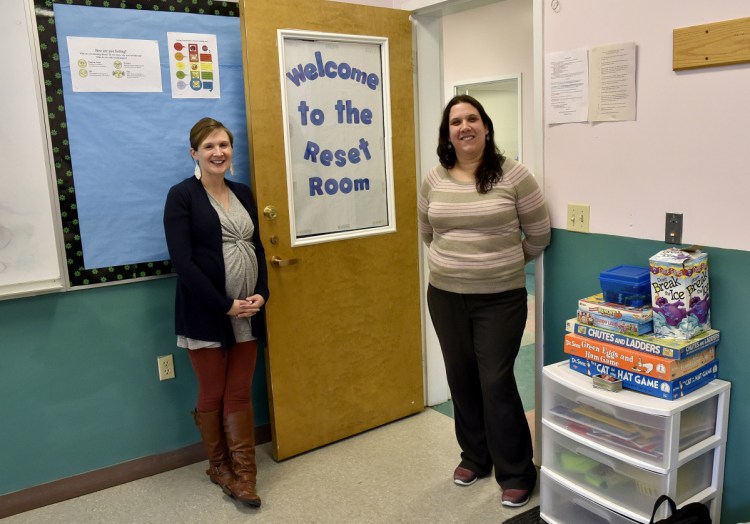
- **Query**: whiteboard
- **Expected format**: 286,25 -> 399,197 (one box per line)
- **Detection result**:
0,0 -> 65,300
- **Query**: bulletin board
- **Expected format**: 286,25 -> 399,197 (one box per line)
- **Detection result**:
33,0 -> 249,288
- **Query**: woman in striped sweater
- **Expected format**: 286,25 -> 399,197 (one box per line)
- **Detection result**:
418,95 -> 550,508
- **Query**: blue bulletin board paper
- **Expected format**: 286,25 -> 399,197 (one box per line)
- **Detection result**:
54,4 -> 249,269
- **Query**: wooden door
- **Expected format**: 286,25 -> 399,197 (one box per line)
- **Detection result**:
240,0 -> 423,460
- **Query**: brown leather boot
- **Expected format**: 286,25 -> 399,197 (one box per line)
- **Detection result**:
192,409 -> 235,491
223,409 -> 261,507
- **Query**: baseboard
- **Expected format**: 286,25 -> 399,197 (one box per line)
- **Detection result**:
0,423 -> 271,519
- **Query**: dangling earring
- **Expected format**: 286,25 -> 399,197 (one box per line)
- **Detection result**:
447,143 -> 453,149
486,134 -> 490,142
194,161 -> 201,180
229,163 -> 235,177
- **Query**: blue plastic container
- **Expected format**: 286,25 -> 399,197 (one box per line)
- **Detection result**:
599,265 -> 651,307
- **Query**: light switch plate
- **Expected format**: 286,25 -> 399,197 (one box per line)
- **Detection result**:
567,204 -> 590,233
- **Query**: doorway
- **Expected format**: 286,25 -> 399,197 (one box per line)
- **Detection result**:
454,75 -> 523,163
451,75 -> 535,415
411,0 -> 543,459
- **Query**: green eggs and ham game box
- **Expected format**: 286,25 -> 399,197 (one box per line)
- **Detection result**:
568,355 -> 719,400
649,247 -> 710,340
565,318 -> 720,360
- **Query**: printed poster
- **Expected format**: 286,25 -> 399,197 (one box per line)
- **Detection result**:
546,48 -> 589,124
279,32 -> 394,244
66,36 -> 162,93
167,32 -> 221,98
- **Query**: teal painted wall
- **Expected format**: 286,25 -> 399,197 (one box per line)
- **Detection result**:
0,277 -> 269,495
543,229 -> 750,523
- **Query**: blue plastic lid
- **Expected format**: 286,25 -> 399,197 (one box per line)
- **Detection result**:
599,265 -> 650,285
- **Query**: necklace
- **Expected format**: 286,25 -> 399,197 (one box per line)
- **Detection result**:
203,181 -> 230,210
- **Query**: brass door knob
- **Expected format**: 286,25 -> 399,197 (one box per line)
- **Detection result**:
270,256 -> 299,267
263,205 -> 278,220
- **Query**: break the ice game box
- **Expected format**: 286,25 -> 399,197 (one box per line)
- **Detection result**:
649,247 -> 711,339
568,355 -> 719,400
563,333 -> 716,380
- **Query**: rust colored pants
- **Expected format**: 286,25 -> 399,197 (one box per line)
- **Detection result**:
188,340 -> 258,415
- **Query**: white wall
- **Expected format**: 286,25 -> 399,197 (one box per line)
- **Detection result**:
442,0 -> 535,170
544,0 -> 750,251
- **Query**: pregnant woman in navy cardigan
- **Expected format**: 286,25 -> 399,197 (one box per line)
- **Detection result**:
164,117 -> 269,507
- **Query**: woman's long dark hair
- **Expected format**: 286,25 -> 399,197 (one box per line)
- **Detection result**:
437,95 -> 505,194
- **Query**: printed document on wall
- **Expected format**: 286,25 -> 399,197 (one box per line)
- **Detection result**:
546,48 -> 589,124
589,42 -> 636,121
66,37 -> 162,92
167,33 -> 221,99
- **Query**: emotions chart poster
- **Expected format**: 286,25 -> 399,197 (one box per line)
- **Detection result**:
66,36 -> 162,93
167,32 -> 220,99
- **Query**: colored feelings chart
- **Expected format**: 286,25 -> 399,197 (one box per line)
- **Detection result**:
167,32 -> 220,99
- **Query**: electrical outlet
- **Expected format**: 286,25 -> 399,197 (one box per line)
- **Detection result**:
157,354 -> 175,381
567,203 -> 590,233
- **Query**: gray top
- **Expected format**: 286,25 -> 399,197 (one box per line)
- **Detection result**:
177,187 -> 259,349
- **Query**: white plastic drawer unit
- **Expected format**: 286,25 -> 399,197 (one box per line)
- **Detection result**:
542,362 -> 728,472
540,467 -> 640,524
542,424 -> 715,522
540,467 -> 719,524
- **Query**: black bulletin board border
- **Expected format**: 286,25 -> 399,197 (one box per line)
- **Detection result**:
33,0 -> 238,288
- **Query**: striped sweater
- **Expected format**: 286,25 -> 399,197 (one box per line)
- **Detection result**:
418,158 -> 551,294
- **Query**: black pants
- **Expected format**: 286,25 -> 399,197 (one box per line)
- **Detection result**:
427,284 -> 537,491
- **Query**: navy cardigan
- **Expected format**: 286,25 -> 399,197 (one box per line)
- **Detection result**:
163,176 -> 269,349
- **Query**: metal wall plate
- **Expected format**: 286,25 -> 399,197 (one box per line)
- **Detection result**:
665,213 -> 683,244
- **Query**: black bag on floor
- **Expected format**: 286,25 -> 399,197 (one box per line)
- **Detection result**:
649,494 -> 711,524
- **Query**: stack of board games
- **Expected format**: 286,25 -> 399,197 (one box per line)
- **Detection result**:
577,293 -> 654,336
565,317 -> 720,400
